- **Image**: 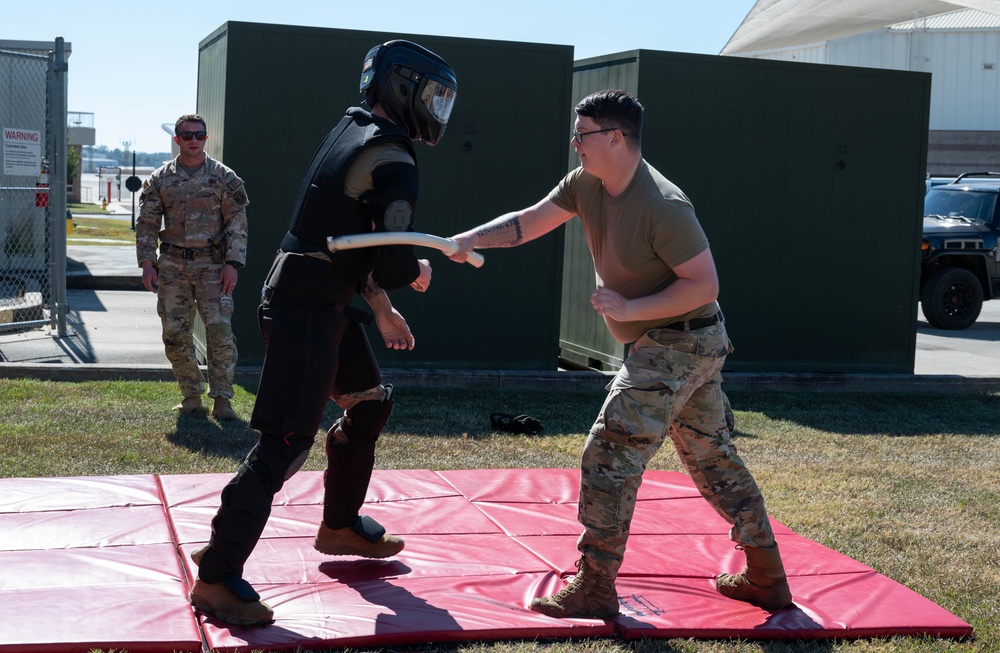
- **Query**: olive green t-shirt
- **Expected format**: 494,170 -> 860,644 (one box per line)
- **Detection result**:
548,160 -> 719,343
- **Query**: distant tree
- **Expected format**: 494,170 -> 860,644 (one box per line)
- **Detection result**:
86,145 -> 171,168
67,146 -> 80,182
136,151 -> 172,167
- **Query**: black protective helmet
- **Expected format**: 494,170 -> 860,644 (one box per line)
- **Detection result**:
359,40 -> 458,146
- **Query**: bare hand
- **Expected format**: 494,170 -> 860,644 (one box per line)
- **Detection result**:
410,259 -> 432,292
141,263 -> 159,293
218,264 -> 238,295
446,233 -> 477,263
591,286 -> 629,321
375,307 -> 415,350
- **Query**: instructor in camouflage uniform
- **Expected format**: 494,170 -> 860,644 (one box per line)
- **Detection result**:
136,114 -> 249,420
449,89 -> 792,618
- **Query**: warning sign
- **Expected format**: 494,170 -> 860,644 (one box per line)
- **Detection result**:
3,128 -> 42,176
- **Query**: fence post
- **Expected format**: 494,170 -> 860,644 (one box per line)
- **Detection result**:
48,37 -> 68,336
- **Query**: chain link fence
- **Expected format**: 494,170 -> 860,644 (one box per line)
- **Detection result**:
0,39 -> 68,334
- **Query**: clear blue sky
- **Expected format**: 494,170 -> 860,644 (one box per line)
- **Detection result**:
9,0 -> 757,153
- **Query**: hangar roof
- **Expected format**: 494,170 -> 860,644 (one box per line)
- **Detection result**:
721,0 -> 1000,55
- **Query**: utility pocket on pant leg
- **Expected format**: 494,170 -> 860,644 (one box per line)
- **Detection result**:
579,467 -> 626,530
600,382 -> 680,448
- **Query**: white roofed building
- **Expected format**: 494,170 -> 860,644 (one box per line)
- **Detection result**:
723,2 -> 1000,174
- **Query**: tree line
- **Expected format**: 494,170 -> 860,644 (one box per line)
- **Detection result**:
83,146 -> 171,168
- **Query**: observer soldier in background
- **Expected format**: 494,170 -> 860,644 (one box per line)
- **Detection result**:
187,40 -> 457,627
136,114 -> 249,421
449,89 -> 792,618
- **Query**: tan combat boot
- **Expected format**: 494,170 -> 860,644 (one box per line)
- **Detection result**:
716,543 -> 793,610
188,545 -> 273,626
529,556 -> 619,619
314,522 -> 404,558
189,578 -> 274,626
212,396 -> 239,421
173,396 -> 202,414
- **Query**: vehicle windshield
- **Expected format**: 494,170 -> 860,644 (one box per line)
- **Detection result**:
924,188 -> 998,224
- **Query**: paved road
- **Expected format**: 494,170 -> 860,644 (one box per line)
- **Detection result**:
0,288 -> 166,367
915,300 -> 1000,376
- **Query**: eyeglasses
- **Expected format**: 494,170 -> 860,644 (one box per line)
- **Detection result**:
572,127 -> 624,144
177,131 -> 207,141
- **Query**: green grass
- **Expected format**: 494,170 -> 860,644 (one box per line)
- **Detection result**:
1,379 -> 997,653
68,202 -> 108,214
66,216 -> 135,246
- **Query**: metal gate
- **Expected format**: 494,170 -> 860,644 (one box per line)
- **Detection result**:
0,38 -> 68,334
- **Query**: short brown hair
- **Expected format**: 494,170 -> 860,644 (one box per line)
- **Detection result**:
575,90 -> 642,151
175,114 -> 207,134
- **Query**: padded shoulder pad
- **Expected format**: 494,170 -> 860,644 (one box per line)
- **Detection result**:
370,161 -> 419,232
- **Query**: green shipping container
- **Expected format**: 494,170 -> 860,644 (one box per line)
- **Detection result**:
195,22 -> 574,369
559,50 -> 932,374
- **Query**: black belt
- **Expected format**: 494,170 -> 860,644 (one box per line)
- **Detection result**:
161,242 -> 219,260
664,311 -> 722,331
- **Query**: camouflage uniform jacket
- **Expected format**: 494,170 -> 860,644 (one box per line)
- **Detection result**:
136,154 -> 249,267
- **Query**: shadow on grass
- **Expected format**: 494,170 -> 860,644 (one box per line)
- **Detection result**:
387,387 -> 602,438
227,381 -> 1000,441
730,390 -> 1000,438
760,639 -> 835,653
166,410 -> 259,461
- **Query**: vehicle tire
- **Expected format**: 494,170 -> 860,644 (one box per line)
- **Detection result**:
920,267 -> 984,330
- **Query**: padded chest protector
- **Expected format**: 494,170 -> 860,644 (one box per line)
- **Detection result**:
282,108 -> 416,284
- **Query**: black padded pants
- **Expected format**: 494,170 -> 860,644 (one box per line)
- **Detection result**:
197,293 -> 383,584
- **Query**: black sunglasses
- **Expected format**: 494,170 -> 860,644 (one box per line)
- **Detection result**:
177,131 -> 207,141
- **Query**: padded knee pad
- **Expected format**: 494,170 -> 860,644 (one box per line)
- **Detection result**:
208,437 -> 312,564
285,449 -> 310,481
326,417 -> 350,449
253,436 -> 314,492
340,384 -> 394,443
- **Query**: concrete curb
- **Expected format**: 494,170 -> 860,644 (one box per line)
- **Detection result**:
2,363 -> 1000,393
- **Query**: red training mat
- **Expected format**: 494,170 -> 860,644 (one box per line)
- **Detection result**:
0,469 -> 973,652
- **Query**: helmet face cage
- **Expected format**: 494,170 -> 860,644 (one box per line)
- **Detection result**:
359,40 -> 458,145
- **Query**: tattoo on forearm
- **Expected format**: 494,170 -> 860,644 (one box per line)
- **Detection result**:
474,215 -> 523,248
361,276 -> 382,299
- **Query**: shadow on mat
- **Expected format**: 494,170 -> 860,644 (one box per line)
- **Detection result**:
319,560 -> 462,635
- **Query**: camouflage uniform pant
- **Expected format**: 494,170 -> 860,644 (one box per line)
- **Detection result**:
156,255 -> 236,399
577,320 -> 775,577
